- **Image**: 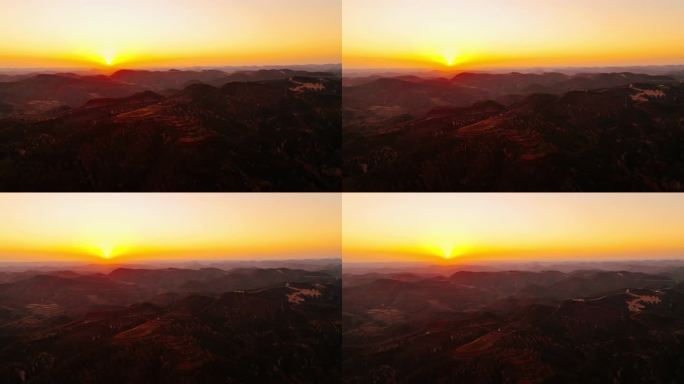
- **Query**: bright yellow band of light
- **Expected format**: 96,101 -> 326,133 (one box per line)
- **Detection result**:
343,194 -> 684,263
0,0 -> 340,69
343,0 -> 684,70
0,194 -> 340,263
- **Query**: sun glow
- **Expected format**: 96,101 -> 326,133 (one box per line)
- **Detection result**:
0,194 -> 341,263
442,50 -> 458,67
344,0 -> 684,70
78,241 -> 131,261
86,48 -> 140,68
100,244 -> 115,259
428,241 -> 470,261
343,194 -> 684,263
439,244 -> 454,259
0,0 -> 340,69
102,49 -> 116,66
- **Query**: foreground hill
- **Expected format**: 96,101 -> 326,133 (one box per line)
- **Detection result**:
0,74 -> 145,113
0,72 -> 341,191
0,266 -> 341,384
344,77 -> 684,191
343,269 -> 684,383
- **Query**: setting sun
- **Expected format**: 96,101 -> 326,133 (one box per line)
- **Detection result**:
100,244 -> 115,259
101,49 -> 116,66
0,194 -> 341,263
343,194 -> 684,263
442,51 -> 457,67
439,244 -> 454,259
0,0 -> 340,69
426,241 -> 470,261
344,0 -> 684,70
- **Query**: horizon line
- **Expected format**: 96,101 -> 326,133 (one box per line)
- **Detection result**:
0,63 -> 342,72
342,62 -> 684,74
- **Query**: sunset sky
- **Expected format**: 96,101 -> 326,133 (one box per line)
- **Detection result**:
344,0 -> 684,70
0,0 -> 340,69
343,194 -> 684,263
0,194 -> 340,263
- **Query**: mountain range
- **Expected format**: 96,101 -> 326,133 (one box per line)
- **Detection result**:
344,71 -> 684,191
0,69 -> 341,191
0,265 -> 341,384
343,268 -> 684,383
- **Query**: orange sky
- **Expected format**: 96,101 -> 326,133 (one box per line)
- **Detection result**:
0,0 -> 340,69
344,0 -> 684,70
0,194 -> 340,263
343,194 -> 684,263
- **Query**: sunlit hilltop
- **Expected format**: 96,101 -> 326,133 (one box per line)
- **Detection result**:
0,194 -> 340,263
0,0 -> 340,69
343,0 -> 684,70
